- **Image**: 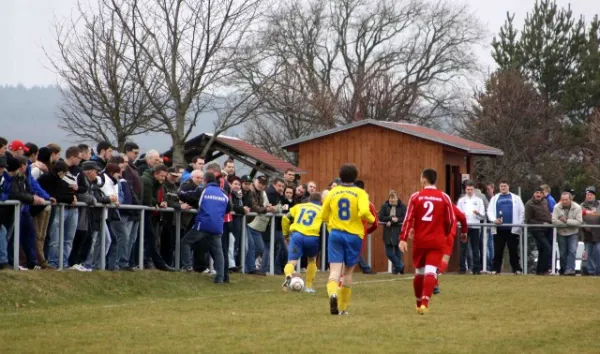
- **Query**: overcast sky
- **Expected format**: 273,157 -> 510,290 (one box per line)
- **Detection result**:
0,0 -> 597,87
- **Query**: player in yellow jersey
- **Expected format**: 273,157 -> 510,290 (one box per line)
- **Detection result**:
320,164 -> 375,315
281,192 -> 323,293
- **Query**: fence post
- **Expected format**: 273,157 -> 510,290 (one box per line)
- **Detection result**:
269,215 -> 275,276
321,223 -> 327,272
551,227 -> 557,275
241,215 -> 247,274
58,205 -> 65,270
12,203 -> 20,270
523,225 -> 528,275
175,210 -> 181,270
139,210 -> 145,270
100,207 -> 107,271
367,233 -> 372,270
482,227 -> 488,273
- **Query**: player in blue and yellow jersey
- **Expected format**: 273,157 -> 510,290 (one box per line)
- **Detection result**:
281,192 -> 323,293
321,164 -> 375,315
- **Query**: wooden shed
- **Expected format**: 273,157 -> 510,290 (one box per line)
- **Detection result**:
281,119 -> 503,273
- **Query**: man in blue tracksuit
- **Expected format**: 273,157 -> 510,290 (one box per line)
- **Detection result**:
180,171 -> 231,283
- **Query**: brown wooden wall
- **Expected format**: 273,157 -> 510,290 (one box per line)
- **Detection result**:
297,125 -> 472,273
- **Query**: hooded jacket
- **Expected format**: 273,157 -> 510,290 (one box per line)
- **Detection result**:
191,182 -> 231,235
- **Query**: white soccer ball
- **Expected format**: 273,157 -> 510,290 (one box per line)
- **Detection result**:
289,277 -> 305,292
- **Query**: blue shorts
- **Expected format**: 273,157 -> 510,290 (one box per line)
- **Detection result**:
327,229 -> 363,267
288,232 -> 320,261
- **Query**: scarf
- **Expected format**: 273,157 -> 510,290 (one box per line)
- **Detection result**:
389,203 -> 397,217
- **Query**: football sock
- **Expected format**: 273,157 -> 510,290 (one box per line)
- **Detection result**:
413,274 -> 424,307
339,286 -> 352,311
327,280 -> 339,298
284,263 -> 295,278
306,262 -> 317,289
422,273 -> 437,307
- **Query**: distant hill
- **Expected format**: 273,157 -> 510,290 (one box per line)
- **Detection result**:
0,85 -> 242,153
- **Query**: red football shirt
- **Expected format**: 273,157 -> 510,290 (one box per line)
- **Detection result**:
400,186 -> 456,250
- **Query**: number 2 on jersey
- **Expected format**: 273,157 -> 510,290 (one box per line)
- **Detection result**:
422,201 -> 434,221
297,208 -> 317,226
338,198 -> 350,220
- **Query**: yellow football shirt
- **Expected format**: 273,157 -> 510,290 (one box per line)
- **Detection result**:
282,202 -> 323,237
320,184 -> 375,238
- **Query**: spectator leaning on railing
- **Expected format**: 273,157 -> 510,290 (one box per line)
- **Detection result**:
580,186 -> 600,276
552,192 -> 583,276
524,187 -> 552,275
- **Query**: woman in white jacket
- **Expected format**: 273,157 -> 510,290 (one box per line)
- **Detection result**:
486,181 -> 525,275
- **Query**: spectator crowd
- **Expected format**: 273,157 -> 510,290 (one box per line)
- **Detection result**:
0,137 -> 599,277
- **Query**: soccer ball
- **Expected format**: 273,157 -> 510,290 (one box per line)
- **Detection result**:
289,277 -> 305,292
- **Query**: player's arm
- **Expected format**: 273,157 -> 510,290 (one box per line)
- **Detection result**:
399,193 -> 417,242
320,192 -> 331,224
444,194 -> 457,239
365,203 -> 379,234
282,205 -> 296,238
358,191 -> 375,224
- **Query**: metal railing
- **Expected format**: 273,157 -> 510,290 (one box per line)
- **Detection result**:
2,200 -> 595,275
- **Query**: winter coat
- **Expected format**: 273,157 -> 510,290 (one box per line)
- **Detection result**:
248,186 -> 276,233
552,201 -> 583,236
580,200 -> 600,243
141,169 -> 163,208
37,173 -> 76,205
379,201 -> 407,246
524,197 -> 552,231
487,193 -> 525,236
191,182 -> 231,235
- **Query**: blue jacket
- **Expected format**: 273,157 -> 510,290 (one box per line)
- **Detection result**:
26,160 -> 50,200
192,183 -> 230,235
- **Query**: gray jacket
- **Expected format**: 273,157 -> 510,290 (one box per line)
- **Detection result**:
551,201 -> 583,236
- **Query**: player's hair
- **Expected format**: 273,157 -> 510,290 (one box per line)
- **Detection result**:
78,144 -> 89,151
65,146 -> 81,159
309,192 -> 322,203
152,164 -> 168,174
0,137 -> 7,148
388,190 -> 398,197
339,163 -> 358,183
52,160 -> 69,174
204,171 -> 217,184
25,143 -> 39,157
421,169 -> 437,185
108,155 -> 124,164
223,158 -> 234,167
272,177 -> 285,185
105,163 -> 121,175
97,141 -> 112,154
47,143 -> 62,155
354,180 -> 365,189
206,162 -> 220,173
285,168 -> 295,174
540,184 -> 551,193
498,179 -> 510,186
190,155 -> 204,164
464,180 -> 475,187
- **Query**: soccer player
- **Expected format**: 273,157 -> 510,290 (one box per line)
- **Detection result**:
281,192 -> 323,293
400,168 -> 456,314
321,164 -> 375,315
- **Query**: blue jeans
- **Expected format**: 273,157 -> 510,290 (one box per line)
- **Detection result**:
109,216 -> 134,270
460,228 -> 481,273
261,230 -> 286,274
385,245 -> 403,273
585,242 -> 600,275
85,222 -> 112,270
245,226 -> 264,272
0,225 -> 8,264
48,208 -> 79,268
557,234 -> 578,273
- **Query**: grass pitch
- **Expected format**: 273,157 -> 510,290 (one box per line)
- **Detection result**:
0,271 -> 599,353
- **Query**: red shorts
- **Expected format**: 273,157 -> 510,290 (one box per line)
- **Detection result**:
412,248 -> 443,269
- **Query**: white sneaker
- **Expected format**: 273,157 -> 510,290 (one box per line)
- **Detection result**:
33,266 -> 42,270
304,288 -> 316,294
18,266 -> 28,271
71,264 -> 87,272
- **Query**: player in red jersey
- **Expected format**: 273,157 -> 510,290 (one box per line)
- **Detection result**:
400,168 -> 456,314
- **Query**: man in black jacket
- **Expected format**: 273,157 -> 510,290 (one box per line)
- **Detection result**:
229,176 -> 247,271
38,161 -> 78,269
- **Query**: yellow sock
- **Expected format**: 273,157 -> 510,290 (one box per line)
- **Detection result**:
305,262 -> 317,289
327,280 -> 339,298
284,263 -> 295,278
339,286 -> 352,311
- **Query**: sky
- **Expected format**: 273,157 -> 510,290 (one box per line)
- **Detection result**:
0,0 -> 598,87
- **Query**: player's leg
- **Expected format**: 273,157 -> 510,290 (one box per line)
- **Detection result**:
412,249 -> 426,310
303,236 -> 319,293
283,232 -> 303,291
337,233 -> 363,315
420,249 -> 443,313
327,230 -> 345,314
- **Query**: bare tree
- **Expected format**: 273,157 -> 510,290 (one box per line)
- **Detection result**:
107,0 -> 264,165
244,0 -> 484,155
46,0 -> 158,150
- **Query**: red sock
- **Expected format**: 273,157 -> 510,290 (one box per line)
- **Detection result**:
421,273 -> 436,307
413,274 -> 424,307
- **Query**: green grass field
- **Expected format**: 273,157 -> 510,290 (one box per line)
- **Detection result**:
0,271 -> 599,353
